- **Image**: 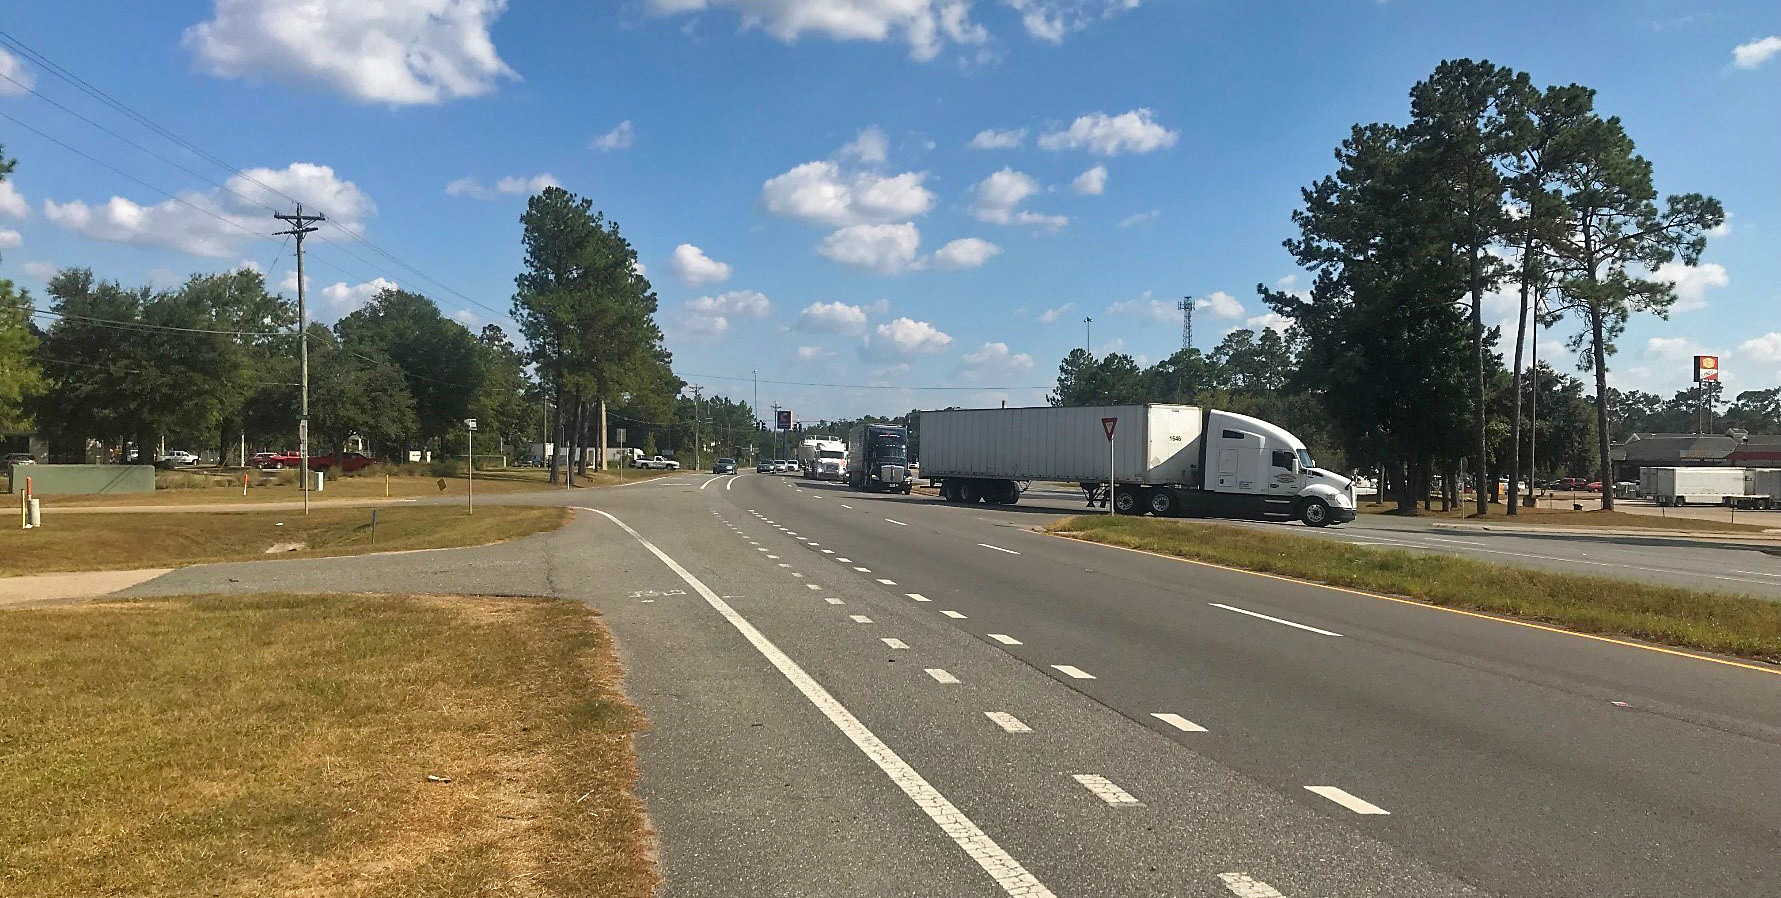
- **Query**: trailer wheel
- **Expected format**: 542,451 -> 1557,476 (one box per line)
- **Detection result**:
960,480 -> 981,504
1299,497 -> 1332,527
1112,486 -> 1141,515
1147,489 -> 1176,517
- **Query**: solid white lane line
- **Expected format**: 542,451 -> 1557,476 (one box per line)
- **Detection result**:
582,508 -> 1055,898
1152,713 -> 1208,732
906,593 -> 931,602
854,567 -> 873,572
978,543 -> 1021,555
1072,775 -> 1142,807
1305,786 -> 1390,815
850,614 -> 874,623
985,712 -> 1032,734
885,519 -> 907,526
825,597 -> 845,605
1209,603 -> 1343,637
926,668 -> 960,684
940,610 -> 967,619
726,475 -> 738,490
881,638 -> 909,649
988,633 -> 1022,645
700,476 -> 722,490
877,579 -> 898,586
1051,665 -> 1095,679
1218,872 -> 1287,898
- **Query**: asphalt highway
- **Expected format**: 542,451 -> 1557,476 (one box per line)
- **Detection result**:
124,470 -> 1781,897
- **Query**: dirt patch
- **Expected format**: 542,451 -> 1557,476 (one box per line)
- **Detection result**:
263,541 -> 308,554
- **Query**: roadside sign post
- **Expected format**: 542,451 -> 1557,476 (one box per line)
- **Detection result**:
465,419 -> 477,514
1102,417 -> 1118,514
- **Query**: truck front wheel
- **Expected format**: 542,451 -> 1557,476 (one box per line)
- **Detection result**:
1299,497 -> 1332,527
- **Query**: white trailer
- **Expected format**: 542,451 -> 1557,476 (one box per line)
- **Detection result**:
797,438 -> 847,481
1646,467 -> 1757,506
919,404 -> 1356,526
1742,468 -> 1781,509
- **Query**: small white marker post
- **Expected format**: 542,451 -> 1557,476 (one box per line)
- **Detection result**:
1102,416 -> 1118,515
465,418 -> 477,514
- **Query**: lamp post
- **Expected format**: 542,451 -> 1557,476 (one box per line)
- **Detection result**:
465,418 -> 477,514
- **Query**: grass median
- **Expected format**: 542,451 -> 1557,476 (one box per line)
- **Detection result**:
0,593 -> 655,897
1047,515 -> 1781,663
40,466 -> 670,508
0,505 -> 566,577
1356,502 -> 1776,534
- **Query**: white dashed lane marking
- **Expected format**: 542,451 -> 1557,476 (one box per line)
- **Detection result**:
850,614 -> 874,624
926,668 -> 961,684
821,549 -> 835,554
988,634 -> 1022,645
1152,713 -> 1208,732
840,504 -> 853,509
854,567 -> 873,572
985,712 -> 1032,733
1218,873 -> 1287,897
1210,603 -> 1343,637
584,507 -> 1057,898
1051,665 -> 1095,680
940,610 -> 967,619
1305,786 -> 1390,815
978,543 -> 1021,555
885,519 -> 907,526
906,593 -> 931,602
825,597 -> 845,605
1072,775 -> 1142,807
877,579 -> 898,586
881,638 -> 909,649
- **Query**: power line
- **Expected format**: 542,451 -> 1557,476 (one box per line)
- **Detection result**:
28,307 -> 295,338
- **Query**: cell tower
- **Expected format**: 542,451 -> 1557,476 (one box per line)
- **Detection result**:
1178,296 -> 1194,350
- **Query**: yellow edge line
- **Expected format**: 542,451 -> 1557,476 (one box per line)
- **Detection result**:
1045,529 -> 1781,678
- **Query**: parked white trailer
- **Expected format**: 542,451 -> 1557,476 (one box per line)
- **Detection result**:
1645,467 -> 1756,506
1743,468 -> 1781,509
919,404 -> 1357,526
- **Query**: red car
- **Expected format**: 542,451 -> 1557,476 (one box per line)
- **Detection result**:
309,452 -> 375,473
1585,481 -> 1603,492
1553,477 -> 1592,491
261,451 -> 302,469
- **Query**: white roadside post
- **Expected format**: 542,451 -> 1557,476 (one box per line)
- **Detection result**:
1102,416 -> 1118,515
465,418 -> 477,515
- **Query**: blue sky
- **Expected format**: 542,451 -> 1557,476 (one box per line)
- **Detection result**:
0,0 -> 1776,421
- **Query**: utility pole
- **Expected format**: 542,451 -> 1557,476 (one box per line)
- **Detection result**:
1084,316 -> 1093,352
1178,296 -> 1194,351
753,369 -> 759,461
274,204 -> 325,516
689,385 -> 704,470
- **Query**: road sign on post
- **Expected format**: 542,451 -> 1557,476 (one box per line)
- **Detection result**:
1102,417 -> 1118,515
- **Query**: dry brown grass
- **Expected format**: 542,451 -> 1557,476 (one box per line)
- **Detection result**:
0,593 -> 656,897
43,468 -> 672,507
0,505 -> 566,576
1049,515 -> 1781,663
1356,501 -> 1774,533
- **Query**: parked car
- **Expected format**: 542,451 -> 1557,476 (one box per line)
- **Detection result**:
3,452 -> 36,466
308,451 -> 375,473
1585,481 -> 1603,493
160,450 -> 201,467
756,460 -> 773,473
637,455 -> 681,470
514,456 -> 544,468
714,457 -> 737,474
1553,477 -> 1592,491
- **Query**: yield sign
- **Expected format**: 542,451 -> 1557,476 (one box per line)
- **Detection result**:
1102,417 -> 1118,441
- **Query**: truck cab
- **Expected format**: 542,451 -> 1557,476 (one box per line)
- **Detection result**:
1198,410 -> 1356,526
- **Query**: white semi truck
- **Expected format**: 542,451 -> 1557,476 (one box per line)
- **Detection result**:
797,438 -> 847,481
1641,467 -> 1767,507
919,404 -> 1357,526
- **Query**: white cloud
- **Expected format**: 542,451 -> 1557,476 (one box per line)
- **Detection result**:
761,161 -> 936,227
593,120 -> 635,151
0,181 -> 27,218
968,128 -> 1026,150
1106,291 -> 1174,325
795,345 -> 835,362
682,289 -> 772,338
1275,274 -> 1299,290
444,173 -> 559,200
930,237 -> 1001,270
1194,290 -> 1245,320
0,229 -> 20,251
631,259 -> 647,279
863,316 -> 953,359
1644,337 -> 1705,361
1733,35 -> 1781,69
183,0 -> 517,105
795,300 -> 871,335
1071,165 -> 1108,196
1005,0 -> 1143,43
320,276 -> 398,312
645,0 -> 989,62
955,341 -> 1034,383
1246,312 -> 1291,334
1653,261 -> 1728,313
1037,302 -> 1074,324
0,47 -> 33,96
23,261 -> 55,280
818,222 -> 923,273
840,126 -> 889,164
669,243 -> 733,285
43,162 -> 375,258
1118,209 -> 1160,228
969,168 -> 1067,228
452,309 -> 479,325
1039,108 -> 1178,156
1740,333 -> 1781,364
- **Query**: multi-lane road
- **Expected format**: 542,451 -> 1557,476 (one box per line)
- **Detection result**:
129,470 -> 1781,897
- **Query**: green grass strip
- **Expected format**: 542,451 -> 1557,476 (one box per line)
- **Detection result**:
1047,515 -> 1781,664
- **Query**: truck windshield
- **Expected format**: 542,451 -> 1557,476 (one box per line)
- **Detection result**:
1298,449 -> 1317,470
818,451 -> 845,459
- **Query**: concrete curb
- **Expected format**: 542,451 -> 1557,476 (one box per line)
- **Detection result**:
1429,521 -> 1781,547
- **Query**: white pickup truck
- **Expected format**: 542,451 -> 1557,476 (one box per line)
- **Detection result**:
636,455 -> 681,470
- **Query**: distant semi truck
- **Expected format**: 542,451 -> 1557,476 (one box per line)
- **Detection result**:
1641,466 -> 1771,508
918,404 -> 1356,527
797,438 -> 847,481
846,423 -> 913,493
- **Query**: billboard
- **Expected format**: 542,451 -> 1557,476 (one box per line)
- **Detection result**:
1694,355 -> 1719,383
776,409 -> 794,431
